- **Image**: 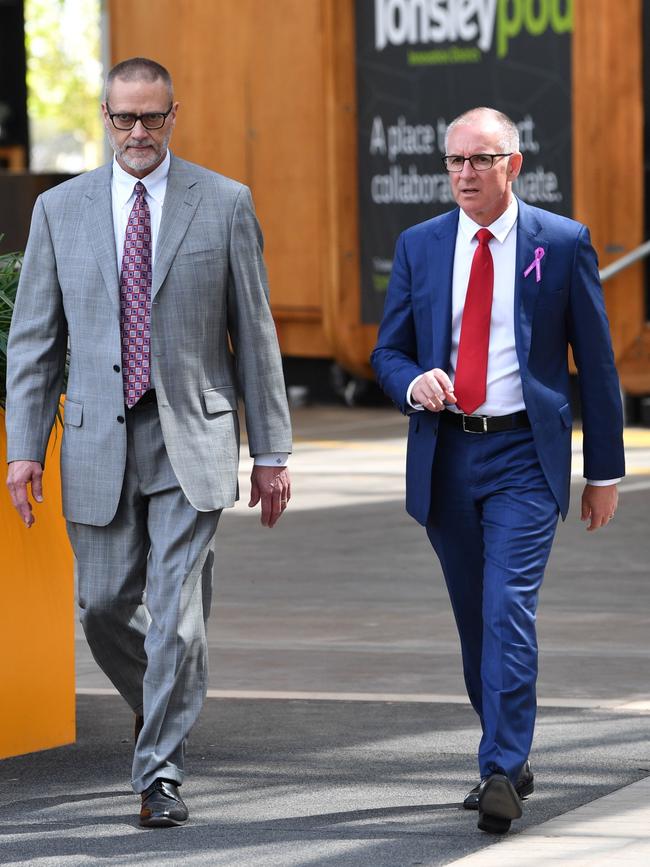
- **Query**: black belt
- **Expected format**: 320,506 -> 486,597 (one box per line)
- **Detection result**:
440,409 -> 530,434
127,389 -> 157,410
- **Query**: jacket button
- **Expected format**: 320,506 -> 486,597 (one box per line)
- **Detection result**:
113,364 -> 120,372
117,415 -> 125,424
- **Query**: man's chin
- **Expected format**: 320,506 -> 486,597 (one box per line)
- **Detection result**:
120,148 -> 162,172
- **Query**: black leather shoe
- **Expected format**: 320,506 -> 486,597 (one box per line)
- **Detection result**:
134,714 -> 144,744
477,773 -> 523,834
139,779 -> 188,828
463,760 -> 534,810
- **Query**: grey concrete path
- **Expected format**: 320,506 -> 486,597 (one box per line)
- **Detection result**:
2,407 -> 649,865
1,696 -> 648,865
451,776 -> 650,865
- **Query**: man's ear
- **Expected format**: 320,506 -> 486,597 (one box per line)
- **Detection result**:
507,151 -> 523,180
100,102 -> 110,130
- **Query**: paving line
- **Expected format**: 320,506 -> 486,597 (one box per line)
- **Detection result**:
293,439 -> 406,452
285,467 -> 405,476
75,687 -> 650,711
622,429 -> 650,447
618,478 -> 650,493
290,428 -> 650,450
253,465 -> 650,482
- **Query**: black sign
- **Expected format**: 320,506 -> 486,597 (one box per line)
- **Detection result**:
355,0 -> 573,323
0,0 -> 29,157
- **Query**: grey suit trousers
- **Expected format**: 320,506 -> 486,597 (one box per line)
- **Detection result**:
67,400 -> 220,793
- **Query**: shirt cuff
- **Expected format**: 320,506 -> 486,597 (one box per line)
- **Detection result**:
585,478 -> 622,486
253,452 -> 289,467
406,374 -> 425,411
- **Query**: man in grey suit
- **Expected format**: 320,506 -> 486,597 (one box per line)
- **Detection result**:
5,57 -> 292,827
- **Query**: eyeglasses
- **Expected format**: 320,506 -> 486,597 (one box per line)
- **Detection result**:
442,153 -> 512,172
106,105 -> 173,131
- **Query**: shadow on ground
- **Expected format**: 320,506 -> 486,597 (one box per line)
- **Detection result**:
0,695 -> 648,866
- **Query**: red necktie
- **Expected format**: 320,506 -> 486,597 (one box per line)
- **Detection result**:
120,181 -> 152,408
454,228 -> 494,415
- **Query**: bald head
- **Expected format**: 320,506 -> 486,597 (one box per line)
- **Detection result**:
445,107 -> 519,154
105,57 -> 173,104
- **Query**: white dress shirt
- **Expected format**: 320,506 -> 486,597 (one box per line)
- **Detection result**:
112,152 -> 287,467
449,199 -> 523,415
406,198 -> 618,485
112,151 -> 169,270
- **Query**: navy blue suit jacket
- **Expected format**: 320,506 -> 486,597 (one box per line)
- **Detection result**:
371,198 -> 625,525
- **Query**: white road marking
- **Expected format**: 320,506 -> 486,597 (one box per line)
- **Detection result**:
75,686 -> 650,710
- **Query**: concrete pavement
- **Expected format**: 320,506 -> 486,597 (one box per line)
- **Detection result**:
1,696 -> 648,865
452,776 -> 650,866
2,406 -> 649,865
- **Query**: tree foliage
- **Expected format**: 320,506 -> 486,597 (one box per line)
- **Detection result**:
0,250 -> 21,409
24,0 -> 103,166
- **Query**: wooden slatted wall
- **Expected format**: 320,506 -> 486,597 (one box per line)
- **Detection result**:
108,0 -> 649,388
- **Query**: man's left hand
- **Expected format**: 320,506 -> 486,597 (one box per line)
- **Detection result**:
249,465 -> 291,528
580,483 -> 618,532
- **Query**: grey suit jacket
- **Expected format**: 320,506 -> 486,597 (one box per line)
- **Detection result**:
6,154 -> 292,525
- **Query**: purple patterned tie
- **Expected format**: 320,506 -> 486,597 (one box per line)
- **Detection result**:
120,181 -> 152,408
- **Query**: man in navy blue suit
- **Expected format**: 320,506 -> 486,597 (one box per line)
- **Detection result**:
371,107 -> 625,834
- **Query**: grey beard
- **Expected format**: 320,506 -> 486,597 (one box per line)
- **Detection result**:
108,129 -> 172,172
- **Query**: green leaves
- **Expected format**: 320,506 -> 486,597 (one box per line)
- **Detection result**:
0,248 -> 22,409
24,0 -> 103,171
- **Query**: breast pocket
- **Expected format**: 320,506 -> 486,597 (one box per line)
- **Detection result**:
176,246 -> 227,266
173,248 -> 227,294
535,286 -> 568,310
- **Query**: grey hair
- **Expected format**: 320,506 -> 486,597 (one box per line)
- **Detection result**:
104,57 -> 173,102
445,107 -> 520,153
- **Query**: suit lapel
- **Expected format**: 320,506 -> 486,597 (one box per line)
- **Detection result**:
152,155 -> 202,299
83,164 -> 119,311
515,197 -> 547,366
428,209 -> 459,370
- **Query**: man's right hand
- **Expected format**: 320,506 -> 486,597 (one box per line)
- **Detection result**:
6,460 -> 44,528
411,368 -> 457,412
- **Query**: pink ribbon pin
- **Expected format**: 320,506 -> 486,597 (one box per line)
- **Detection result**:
524,247 -> 545,282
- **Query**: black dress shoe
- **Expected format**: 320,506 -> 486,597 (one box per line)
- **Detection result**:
134,714 -> 144,744
463,759 -> 534,810
477,773 -> 523,834
139,779 -> 188,828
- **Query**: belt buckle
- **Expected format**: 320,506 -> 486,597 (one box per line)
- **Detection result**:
462,414 -> 488,433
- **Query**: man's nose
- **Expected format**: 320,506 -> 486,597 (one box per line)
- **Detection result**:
459,158 -> 476,178
130,120 -> 150,138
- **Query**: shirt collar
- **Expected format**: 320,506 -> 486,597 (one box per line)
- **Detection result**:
111,150 -> 171,207
458,196 -> 519,244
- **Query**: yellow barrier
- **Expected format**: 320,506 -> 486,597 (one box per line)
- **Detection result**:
0,414 -> 75,758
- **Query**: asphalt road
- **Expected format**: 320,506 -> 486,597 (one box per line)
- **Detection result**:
2,406 -> 649,866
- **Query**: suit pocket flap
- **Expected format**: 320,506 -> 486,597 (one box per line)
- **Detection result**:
559,402 -> 572,428
202,386 -> 238,414
64,399 -> 83,427
177,246 -> 226,264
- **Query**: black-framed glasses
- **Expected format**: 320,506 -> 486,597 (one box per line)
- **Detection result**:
442,153 -> 512,172
106,104 -> 173,131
